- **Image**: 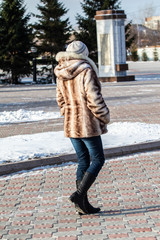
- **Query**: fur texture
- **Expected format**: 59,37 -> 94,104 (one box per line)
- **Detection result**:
54,51 -> 110,138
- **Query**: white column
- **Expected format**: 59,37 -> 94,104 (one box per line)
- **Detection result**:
95,10 -> 135,82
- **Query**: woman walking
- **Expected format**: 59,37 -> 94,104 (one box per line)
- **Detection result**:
54,41 -> 110,214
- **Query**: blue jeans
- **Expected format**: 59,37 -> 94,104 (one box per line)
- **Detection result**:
70,136 -> 105,180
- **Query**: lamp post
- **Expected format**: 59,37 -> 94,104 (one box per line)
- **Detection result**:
31,47 -> 37,83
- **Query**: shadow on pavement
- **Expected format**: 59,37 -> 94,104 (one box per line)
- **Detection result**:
99,205 -> 160,216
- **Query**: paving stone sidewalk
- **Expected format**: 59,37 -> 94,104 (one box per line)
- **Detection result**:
0,151 -> 160,240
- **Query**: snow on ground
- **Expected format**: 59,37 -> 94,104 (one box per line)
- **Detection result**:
0,122 -> 160,164
0,109 -> 61,124
136,77 -> 160,81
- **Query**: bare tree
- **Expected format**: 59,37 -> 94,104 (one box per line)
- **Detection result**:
138,2 -> 156,24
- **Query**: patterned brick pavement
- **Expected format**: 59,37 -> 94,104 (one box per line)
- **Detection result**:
0,151 -> 160,239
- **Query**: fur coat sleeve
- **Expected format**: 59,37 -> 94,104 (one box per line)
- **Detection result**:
84,69 -> 110,124
56,80 -> 65,116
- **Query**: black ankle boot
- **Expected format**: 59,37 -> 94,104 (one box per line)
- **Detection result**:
69,172 -> 97,214
76,180 -> 100,214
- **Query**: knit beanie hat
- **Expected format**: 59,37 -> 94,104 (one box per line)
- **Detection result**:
66,41 -> 89,56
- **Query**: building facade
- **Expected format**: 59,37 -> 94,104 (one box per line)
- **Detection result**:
145,16 -> 160,31
138,46 -> 160,61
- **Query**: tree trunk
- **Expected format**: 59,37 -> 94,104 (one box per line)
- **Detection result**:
51,58 -> 56,84
11,70 -> 19,84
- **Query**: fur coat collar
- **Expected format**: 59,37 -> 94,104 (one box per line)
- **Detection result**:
55,51 -> 98,79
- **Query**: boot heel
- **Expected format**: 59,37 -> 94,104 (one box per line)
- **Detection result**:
69,192 -> 88,214
75,204 -> 86,214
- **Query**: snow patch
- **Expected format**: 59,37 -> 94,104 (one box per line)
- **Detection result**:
0,109 -> 61,124
0,122 -> 160,164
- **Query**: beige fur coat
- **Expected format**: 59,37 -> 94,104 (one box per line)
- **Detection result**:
54,52 -> 110,138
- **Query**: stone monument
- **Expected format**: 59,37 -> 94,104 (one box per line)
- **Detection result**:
95,10 -> 135,82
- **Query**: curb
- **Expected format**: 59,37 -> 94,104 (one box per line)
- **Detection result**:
0,140 -> 160,176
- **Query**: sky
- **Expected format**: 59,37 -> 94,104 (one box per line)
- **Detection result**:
23,0 -> 160,26
0,0 -> 160,26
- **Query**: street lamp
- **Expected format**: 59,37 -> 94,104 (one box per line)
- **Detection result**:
31,47 -> 37,83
